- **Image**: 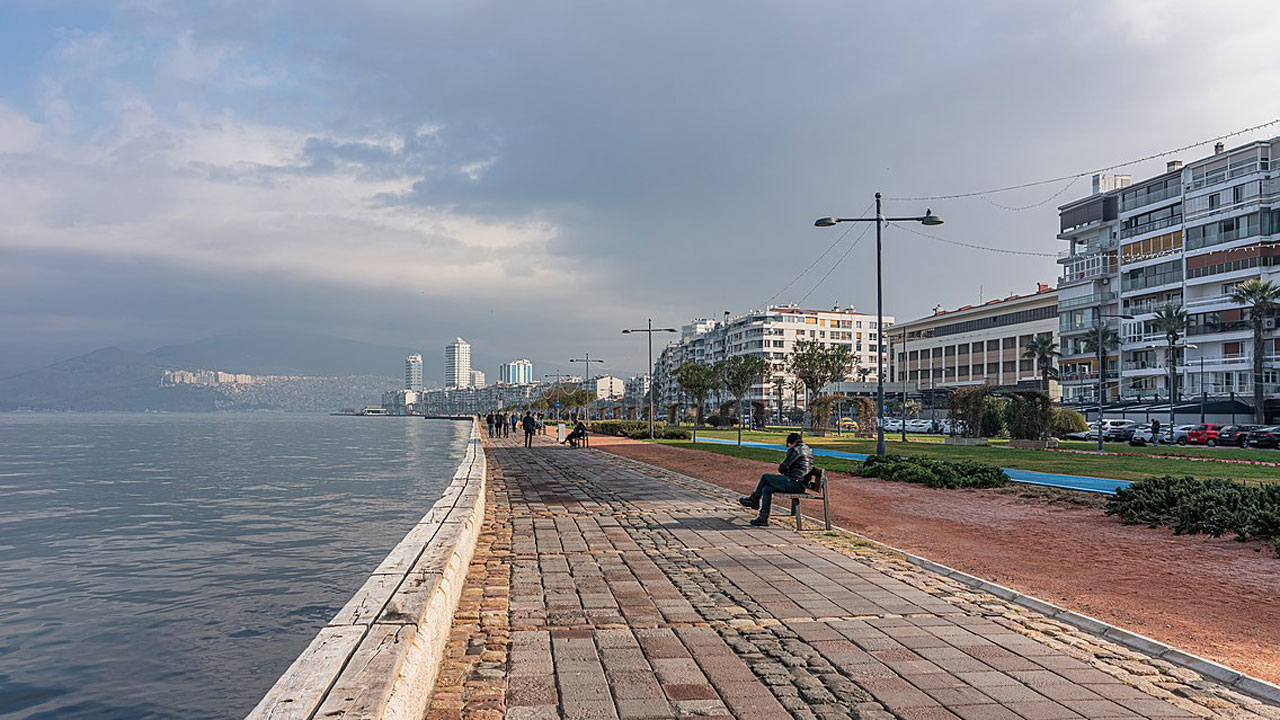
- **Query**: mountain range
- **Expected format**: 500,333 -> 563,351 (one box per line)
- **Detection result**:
0,332 -> 524,412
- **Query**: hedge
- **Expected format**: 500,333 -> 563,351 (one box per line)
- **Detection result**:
1105,476 -> 1280,556
859,454 -> 1008,489
589,420 -> 690,440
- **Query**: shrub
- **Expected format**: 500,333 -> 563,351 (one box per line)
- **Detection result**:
1051,407 -> 1088,437
589,420 -> 647,437
1106,476 -> 1280,556
620,425 -> 690,440
705,414 -> 738,428
949,386 -> 993,438
859,454 -> 1008,489
1007,391 -> 1052,440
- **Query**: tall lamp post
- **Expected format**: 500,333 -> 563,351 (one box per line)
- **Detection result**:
569,354 -> 605,423
1095,313 -> 1135,453
622,320 -> 678,439
543,372 -> 570,423
815,193 -> 943,456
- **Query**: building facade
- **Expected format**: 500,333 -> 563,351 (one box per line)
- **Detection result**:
404,353 -> 423,392
500,358 -> 534,385
1056,138 -> 1280,417
624,374 -> 651,403
586,374 -> 626,401
445,337 -> 471,389
470,369 -> 486,389
890,284 -> 1060,399
655,305 -> 892,415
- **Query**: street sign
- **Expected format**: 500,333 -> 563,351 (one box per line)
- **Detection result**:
554,402 -> 561,408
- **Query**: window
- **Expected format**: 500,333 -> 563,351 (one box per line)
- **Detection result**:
1209,193 -> 1220,210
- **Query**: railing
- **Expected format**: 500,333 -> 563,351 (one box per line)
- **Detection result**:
1184,294 -> 1235,310
1120,214 -> 1182,239
1059,292 -> 1118,311
1060,262 -> 1116,284
1123,296 -> 1183,315
1120,184 -> 1181,212
1179,354 -> 1280,370
1123,332 -> 1168,345
1187,321 -> 1250,336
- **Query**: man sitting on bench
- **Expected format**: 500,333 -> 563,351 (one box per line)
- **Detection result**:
563,420 -> 588,448
738,432 -> 813,527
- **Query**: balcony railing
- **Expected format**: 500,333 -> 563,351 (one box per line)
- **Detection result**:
1120,214 -> 1182,239
1059,292 -> 1118,311
1123,296 -> 1183,315
1184,294 -> 1235,310
1187,321 -> 1250,336
1120,184 -> 1181,212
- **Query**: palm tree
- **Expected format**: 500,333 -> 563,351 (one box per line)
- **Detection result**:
1022,335 -> 1059,395
1082,325 -> 1120,403
1151,304 -> 1188,414
1229,279 -> 1280,423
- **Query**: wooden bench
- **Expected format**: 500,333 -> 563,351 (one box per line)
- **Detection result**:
773,468 -> 831,531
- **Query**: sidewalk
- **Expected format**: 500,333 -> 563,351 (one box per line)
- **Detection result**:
425,433 -> 1279,720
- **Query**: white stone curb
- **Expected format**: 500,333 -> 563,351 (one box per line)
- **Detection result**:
245,418 -> 486,720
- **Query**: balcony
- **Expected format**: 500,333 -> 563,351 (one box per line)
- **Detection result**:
1123,296 -> 1183,316
1120,184 -> 1181,212
1184,294 -> 1236,311
1180,354 -> 1280,371
1120,214 -> 1182,239
1187,321 -> 1250,337
1059,292 -> 1118,311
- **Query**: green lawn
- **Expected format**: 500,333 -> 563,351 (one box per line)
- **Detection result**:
672,428 -> 1280,485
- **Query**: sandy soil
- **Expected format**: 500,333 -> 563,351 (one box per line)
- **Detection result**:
587,434 -> 1280,684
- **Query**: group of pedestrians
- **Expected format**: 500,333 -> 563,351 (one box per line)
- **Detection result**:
485,410 -> 547,448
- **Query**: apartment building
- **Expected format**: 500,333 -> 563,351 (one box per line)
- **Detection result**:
890,284 -> 1059,399
655,305 -> 892,411
1056,138 -> 1280,417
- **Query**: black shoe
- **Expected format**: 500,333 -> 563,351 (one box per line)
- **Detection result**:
749,517 -> 769,527
738,496 -> 759,510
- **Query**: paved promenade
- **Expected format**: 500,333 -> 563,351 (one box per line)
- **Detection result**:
425,435 -> 1279,720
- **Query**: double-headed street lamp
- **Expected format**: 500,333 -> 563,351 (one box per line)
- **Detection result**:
622,320 -> 678,439
1094,312 -> 1135,453
569,354 -> 605,424
815,192 -> 943,456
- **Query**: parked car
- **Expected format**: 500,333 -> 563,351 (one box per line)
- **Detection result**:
837,417 -> 859,431
1160,424 -> 1198,445
1245,426 -> 1280,448
1080,419 -> 1137,442
1186,424 -> 1226,446
1215,425 -> 1261,447
905,419 -> 932,433
1129,424 -> 1157,446
881,418 -> 903,432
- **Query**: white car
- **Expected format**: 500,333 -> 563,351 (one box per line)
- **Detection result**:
881,418 -> 903,432
1129,424 -> 1156,445
1161,424 -> 1198,445
905,419 -> 932,433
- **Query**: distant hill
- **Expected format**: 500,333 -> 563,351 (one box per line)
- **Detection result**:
0,347 -> 224,411
146,331 -> 421,377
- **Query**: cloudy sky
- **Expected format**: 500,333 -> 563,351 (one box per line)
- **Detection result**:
4,0 -> 1280,379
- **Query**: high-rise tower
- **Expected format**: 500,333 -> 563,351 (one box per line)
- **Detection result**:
405,353 -> 423,391
445,338 -> 471,389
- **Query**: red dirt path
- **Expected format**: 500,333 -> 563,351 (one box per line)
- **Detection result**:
587,434 -> 1280,684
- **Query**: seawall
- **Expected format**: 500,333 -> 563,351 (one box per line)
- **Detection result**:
246,418 -> 485,720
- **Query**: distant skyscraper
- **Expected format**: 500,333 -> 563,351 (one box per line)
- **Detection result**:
470,369 -> 486,389
405,353 -> 423,391
500,358 -> 534,385
445,338 -> 471,388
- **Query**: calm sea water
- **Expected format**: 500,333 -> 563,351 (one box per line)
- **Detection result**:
0,413 -> 471,720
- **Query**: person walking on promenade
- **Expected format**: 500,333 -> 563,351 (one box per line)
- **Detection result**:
485,412 -> 495,438
495,411 -> 505,438
521,412 -> 537,448
511,413 -> 518,435
502,411 -> 511,437
738,432 -> 813,527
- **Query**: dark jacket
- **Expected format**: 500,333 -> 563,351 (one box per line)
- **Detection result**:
521,414 -> 537,432
777,442 -> 814,481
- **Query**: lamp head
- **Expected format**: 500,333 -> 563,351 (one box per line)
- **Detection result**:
621,329 -> 631,334
814,216 -> 839,227
920,210 -> 943,226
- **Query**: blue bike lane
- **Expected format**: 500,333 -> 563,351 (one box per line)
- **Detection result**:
693,436 -> 1130,495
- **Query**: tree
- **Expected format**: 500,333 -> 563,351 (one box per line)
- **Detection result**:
789,340 -> 854,430
718,355 -> 767,446
1082,324 -> 1121,405
1022,335 -> 1059,395
672,361 -> 719,442
1008,391 -> 1053,441
1151,304 -> 1188,412
949,385 -> 993,438
1229,279 -> 1280,423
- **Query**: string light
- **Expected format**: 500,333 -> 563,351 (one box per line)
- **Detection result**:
797,222 -> 875,305
761,199 -> 874,307
886,118 -> 1280,201
979,175 -> 1081,211
887,221 -> 1057,257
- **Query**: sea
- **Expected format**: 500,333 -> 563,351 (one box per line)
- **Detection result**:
0,413 -> 472,720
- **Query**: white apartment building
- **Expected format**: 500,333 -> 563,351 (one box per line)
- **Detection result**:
891,284 -> 1060,400
445,337 -> 471,389
500,358 -> 534,385
585,374 -> 626,400
470,370 -> 486,389
624,374 -> 651,403
404,353 -> 423,392
655,305 -> 892,412
1056,138 -> 1280,418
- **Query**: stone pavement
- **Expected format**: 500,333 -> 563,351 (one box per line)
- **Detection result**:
424,434 -> 1280,720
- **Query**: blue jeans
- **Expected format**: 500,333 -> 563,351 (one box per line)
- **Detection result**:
753,473 -> 807,519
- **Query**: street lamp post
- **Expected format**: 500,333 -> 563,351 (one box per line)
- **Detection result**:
622,320 -> 678,439
543,372 -> 570,423
899,327 -> 909,443
815,193 -> 942,456
1095,313 -> 1135,454
569,354 -> 605,425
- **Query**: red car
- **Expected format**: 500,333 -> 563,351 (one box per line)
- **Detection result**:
1186,424 -> 1225,446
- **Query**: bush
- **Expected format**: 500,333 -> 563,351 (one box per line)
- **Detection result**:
705,414 -> 738,428
1106,476 -> 1280,556
859,454 -> 1008,489
589,420 -> 647,437
620,425 -> 690,440
1051,408 -> 1088,437
1008,391 -> 1052,440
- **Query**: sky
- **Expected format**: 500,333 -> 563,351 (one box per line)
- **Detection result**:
4,0 -> 1280,380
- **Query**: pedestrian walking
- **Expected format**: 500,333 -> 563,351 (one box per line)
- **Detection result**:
502,411 -> 511,437
485,412 -> 495,437
521,412 -> 537,448
511,413 -> 518,434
